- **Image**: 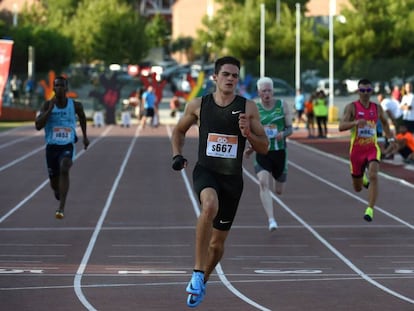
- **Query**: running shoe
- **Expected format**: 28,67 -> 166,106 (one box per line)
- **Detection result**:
268,219 -> 278,231
364,207 -> 373,222
55,209 -> 64,219
362,174 -> 370,189
54,190 -> 60,201
186,271 -> 205,308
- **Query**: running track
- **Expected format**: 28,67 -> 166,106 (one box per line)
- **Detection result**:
1,118 -> 413,311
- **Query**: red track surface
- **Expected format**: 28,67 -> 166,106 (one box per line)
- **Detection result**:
1,121 -> 413,311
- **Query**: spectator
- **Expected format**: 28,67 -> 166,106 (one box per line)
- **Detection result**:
377,93 -> 403,130
135,87 -> 145,120
400,82 -> 414,132
382,124 -> 414,165
305,92 -> 316,138
391,85 -> 401,102
139,86 -> 155,129
314,90 -> 328,138
169,95 -> 181,118
294,88 -> 305,129
10,75 -> 22,104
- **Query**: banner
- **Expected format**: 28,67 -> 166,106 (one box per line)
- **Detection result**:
0,39 -> 14,116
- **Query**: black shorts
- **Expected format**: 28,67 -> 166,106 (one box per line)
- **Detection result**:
255,150 -> 287,181
46,143 -> 73,177
144,107 -> 154,117
296,109 -> 304,119
193,163 -> 243,231
399,146 -> 413,159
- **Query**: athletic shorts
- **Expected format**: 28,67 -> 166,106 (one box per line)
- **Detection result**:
144,107 -> 154,117
349,144 -> 380,178
46,143 -> 74,178
296,109 -> 304,119
255,150 -> 287,182
192,163 -> 243,231
399,146 -> 412,159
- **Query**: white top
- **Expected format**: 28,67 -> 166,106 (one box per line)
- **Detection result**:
400,93 -> 414,120
381,98 -> 402,120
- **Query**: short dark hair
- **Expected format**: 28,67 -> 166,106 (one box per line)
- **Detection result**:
214,56 -> 241,74
54,76 -> 68,87
358,78 -> 371,86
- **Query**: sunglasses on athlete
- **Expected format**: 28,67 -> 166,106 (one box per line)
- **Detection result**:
359,88 -> 372,93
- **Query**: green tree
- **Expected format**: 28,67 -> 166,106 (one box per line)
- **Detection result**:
145,13 -> 171,49
69,0 -> 149,63
170,36 -> 194,62
6,23 -> 73,74
334,0 -> 414,77
93,9 -> 149,64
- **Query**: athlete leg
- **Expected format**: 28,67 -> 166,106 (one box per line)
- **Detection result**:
204,228 -> 229,282
58,157 -> 73,210
50,175 -> 59,194
367,161 -> 379,208
350,151 -> 364,192
257,170 -> 275,221
274,180 -> 285,195
194,187 -> 219,274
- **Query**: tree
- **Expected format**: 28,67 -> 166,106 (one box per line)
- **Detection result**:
334,0 -> 414,78
145,13 -> 171,49
93,9 -> 149,64
69,0 -> 149,63
170,36 -> 194,62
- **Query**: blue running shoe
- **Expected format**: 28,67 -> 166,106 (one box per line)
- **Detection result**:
186,271 -> 205,308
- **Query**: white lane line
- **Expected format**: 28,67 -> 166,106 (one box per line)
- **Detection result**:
0,126 -> 112,224
118,270 -> 186,274
0,130 -> 41,149
0,129 -> 86,172
243,165 -> 414,304
288,161 -> 414,230
288,139 -> 414,189
0,146 -> 44,172
73,125 -> 141,311
166,125 -> 272,311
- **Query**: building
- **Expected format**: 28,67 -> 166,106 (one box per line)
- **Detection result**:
306,0 -> 351,16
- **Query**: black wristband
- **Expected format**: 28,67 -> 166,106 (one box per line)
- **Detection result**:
172,155 -> 187,171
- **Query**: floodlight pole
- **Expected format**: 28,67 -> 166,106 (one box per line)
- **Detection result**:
295,3 -> 300,90
260,3 -> 265,77
329,0 -> 335,108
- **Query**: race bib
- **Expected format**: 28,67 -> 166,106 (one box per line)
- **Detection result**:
264,125 -> 278,138
52,127 -> 72,143
357,125 -> 375,138
206,133 -> 238,158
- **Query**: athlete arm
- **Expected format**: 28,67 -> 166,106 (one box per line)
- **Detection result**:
244,100 -> 269,154
280,100 -> 293,139
378,104 -> 395,140
171,98 -> 199,158
35,101 -> 53,130
339,103 -> 358,131
75,101 -> 89,150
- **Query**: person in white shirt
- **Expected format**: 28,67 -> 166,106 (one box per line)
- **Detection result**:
400,82 -> 414,133
377,93 -> 403,130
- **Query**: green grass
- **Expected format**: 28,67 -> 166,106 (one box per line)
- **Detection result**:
0,121 -> 34,132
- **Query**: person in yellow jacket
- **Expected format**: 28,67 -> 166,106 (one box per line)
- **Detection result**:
314,90 -> 328,138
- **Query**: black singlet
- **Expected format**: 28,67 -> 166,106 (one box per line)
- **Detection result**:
197,94 -> 247,175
